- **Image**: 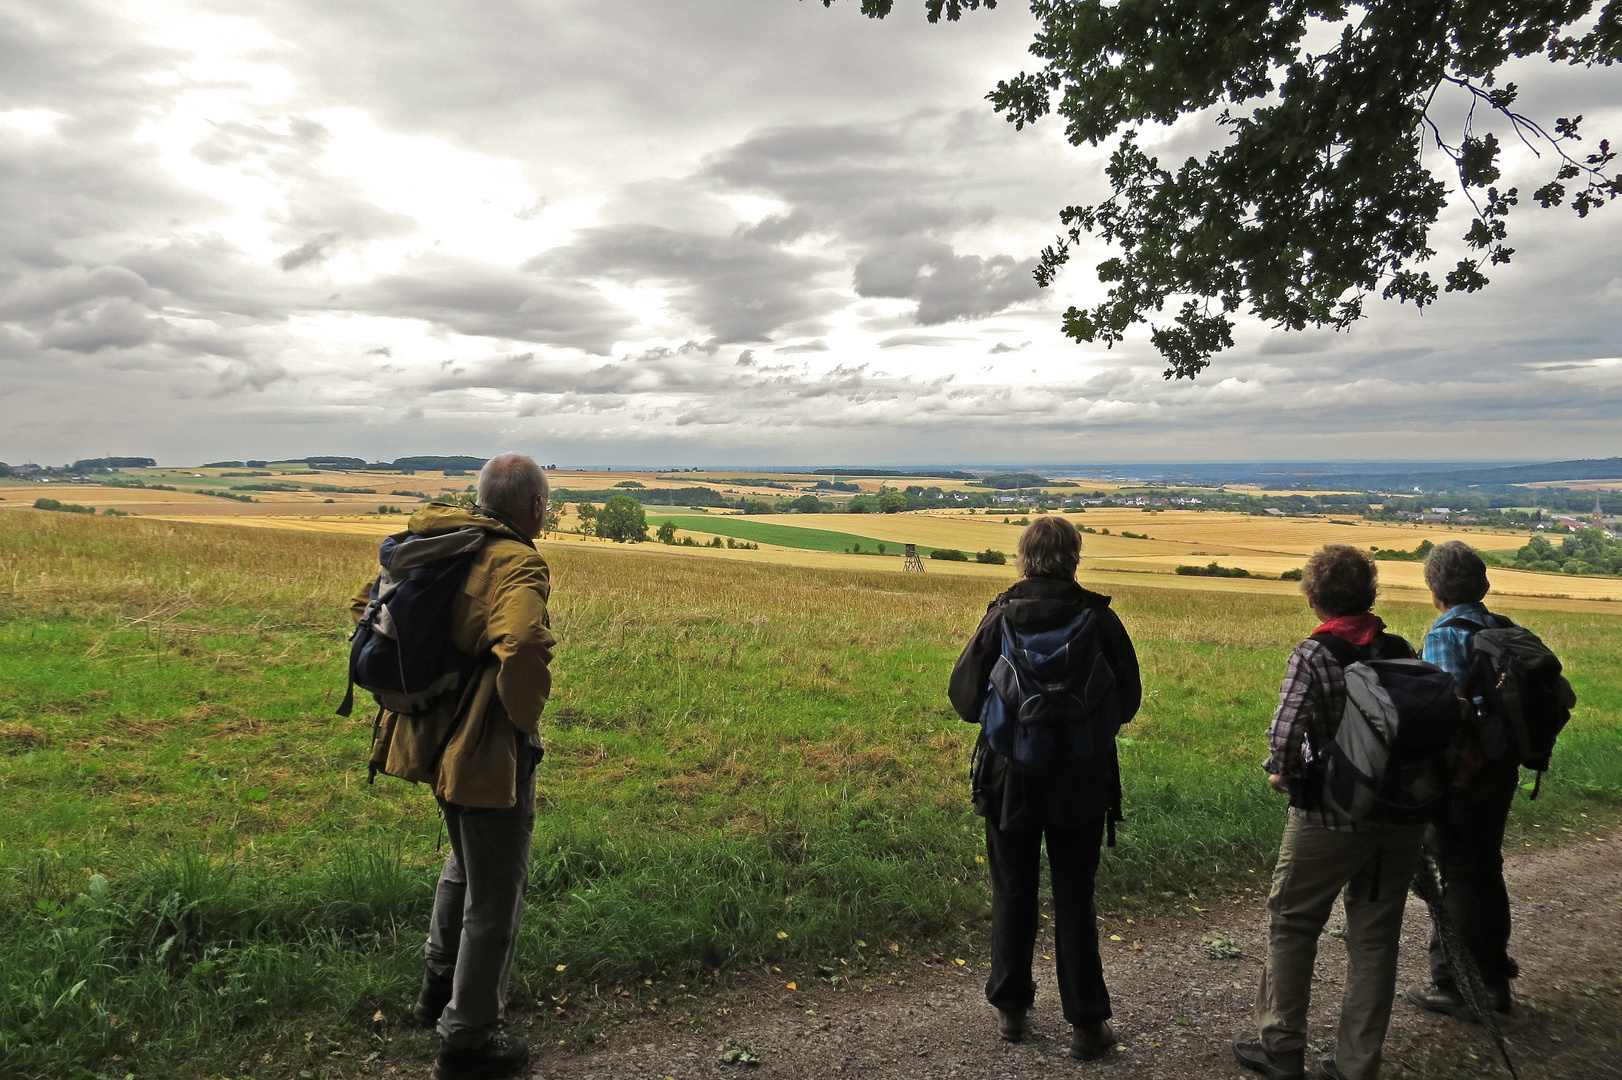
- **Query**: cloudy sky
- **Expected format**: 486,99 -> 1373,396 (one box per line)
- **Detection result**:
2,0 -> 1619,468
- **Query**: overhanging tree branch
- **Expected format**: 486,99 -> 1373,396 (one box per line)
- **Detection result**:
822,0 -> 1622,378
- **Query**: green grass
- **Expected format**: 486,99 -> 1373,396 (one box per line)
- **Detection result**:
645,514 -> 936,553
0,511 -> 1618,1078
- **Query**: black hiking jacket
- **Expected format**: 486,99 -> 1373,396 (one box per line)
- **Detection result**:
948,577 -> 1142,832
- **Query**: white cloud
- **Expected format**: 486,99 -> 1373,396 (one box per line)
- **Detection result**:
0,0 -> 1619,466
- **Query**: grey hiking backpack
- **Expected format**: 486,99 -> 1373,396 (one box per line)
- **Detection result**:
1310,634 -> 1467,826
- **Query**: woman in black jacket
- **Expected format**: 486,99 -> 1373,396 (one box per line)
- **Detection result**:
948,515 -> 1142,1059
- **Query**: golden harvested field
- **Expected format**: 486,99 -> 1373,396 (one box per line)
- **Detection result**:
0,485 -> 391,516
92,503 -> 1622,609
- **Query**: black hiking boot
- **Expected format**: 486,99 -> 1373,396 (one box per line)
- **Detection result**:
412,975 -> 454,1028
995,1007 -> 1026,1043
433,1034 -> 530,1080
1233,1040 -> 1305,1080
1405,982 -> 1511,1022
1068,1020 -> 1116,1060
1319,1059 -> 1348,1080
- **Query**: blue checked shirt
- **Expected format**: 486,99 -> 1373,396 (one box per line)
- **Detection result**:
1423,602 -> 1495,685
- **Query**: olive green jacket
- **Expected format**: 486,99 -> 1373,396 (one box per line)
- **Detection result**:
349,503 -> 555,808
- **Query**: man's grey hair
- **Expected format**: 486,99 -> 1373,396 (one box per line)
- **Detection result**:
1424,539 -> 1490,606
477,452 -> 549,521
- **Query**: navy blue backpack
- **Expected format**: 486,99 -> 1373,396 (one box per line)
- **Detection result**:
336,526 -> 489,720
978,608 -> 1117,778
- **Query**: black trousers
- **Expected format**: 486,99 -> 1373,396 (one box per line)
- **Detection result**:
984,814 -> 1111,1026
1427,759 -> 1519,994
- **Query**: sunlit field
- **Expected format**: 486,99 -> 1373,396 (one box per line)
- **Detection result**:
1,510 -> 1618,1078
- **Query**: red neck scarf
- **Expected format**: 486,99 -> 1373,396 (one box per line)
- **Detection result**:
1314,613 -> 1385,646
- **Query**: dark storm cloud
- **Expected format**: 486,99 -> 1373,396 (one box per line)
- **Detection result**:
352,255 -> 635,353
853,238 -> 1039,324
276,231 -> 342,271
531,225 -> 840,343
700,119 -> 1041,325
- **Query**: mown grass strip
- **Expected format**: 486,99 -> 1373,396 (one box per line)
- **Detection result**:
644,514 -> 937,553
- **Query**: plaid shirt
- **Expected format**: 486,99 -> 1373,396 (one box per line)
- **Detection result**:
1266,638 -> 1361,831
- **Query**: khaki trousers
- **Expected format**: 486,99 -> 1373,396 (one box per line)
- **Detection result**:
1255,815 -> 1425,1080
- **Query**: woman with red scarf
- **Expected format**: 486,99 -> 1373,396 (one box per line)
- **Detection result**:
1233,544 -> 1428,1080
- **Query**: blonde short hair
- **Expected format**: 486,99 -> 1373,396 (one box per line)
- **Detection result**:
1017,515 -> 1082,580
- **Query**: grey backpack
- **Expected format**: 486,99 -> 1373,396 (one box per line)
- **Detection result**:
1312,634 -> 1467,826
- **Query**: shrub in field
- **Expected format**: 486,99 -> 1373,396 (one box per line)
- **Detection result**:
976,549 -> 1007,564
656,521 -> 678,544
1280,568 -> 1304,581
930,548 -> 968,561
880,491 -> 907,514
1176,562 -> 1252,578
1372,539 -> 1435,562
32,498 -> 94,514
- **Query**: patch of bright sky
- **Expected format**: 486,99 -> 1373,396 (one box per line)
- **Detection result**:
0,108 -> 65,135
308,108 -> 594,270
283,313 -> 469,371
129,2 -> 295,261
125,0 -> 595,279
719,195 -> 786,225
593,282 -> 671,339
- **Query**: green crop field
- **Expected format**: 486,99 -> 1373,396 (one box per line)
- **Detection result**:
644,513 -> 939,554
1,511 -> 1618,1079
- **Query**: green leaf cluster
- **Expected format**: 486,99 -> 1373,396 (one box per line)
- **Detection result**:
831,0 -> 1622,376
1508,529 -> 1622,576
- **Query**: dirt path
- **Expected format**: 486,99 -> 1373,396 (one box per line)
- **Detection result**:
528,837 -> 1621,1080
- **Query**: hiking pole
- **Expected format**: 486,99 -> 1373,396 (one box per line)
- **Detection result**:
1410,853 -> 1520,1080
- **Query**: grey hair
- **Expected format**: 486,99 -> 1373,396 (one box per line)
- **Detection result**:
1424,539 -> 1489,606
1016,515 -> 1082,580
476,452 -> 548,521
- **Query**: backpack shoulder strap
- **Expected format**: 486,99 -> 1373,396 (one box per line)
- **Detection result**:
1309,631 -> 1368,669
1372,631 -> 1417,660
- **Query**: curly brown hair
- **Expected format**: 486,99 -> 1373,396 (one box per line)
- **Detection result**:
1300,544 -> 1378,616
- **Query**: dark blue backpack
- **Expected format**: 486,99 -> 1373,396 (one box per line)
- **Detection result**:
979,609 -> 1116,777
336,526 -> 489,721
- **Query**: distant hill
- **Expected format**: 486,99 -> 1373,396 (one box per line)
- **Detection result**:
811,468 -> 975,480
392,455 -> 488,471
72,457 -> 155,471
1278,457 -> 1622,492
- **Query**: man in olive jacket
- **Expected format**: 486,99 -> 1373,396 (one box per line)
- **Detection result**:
349,453 -> 553,1080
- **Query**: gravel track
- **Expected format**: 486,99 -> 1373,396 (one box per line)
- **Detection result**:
527,836 -> 1620,1080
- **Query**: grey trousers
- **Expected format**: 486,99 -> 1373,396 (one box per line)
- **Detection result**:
1254,815 -> 1425,1080
427,742 -> 538,1047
